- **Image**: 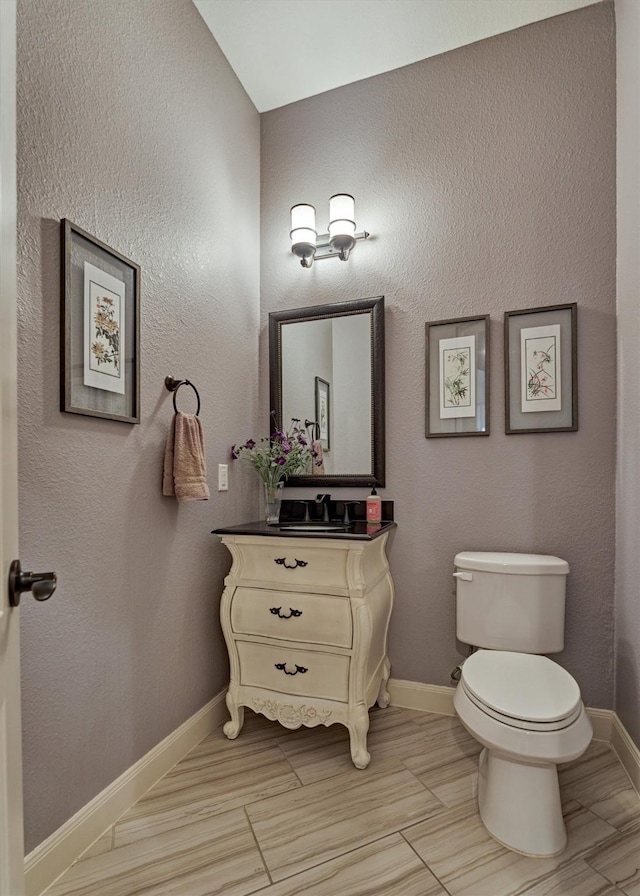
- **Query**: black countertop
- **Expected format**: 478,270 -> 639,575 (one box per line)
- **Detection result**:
212,519 -> 396,541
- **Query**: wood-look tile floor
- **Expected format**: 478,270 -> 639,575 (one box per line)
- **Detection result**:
44,707 -> 640,896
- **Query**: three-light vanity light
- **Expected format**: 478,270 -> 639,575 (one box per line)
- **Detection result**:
290,193 -> 369,268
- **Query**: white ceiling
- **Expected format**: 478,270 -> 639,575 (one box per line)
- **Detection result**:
193,0 -> 602,113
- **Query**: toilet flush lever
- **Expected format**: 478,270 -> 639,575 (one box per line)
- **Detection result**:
453,571 -> 473,581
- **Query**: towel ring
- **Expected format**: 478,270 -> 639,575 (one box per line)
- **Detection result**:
305,418 -> 320,440
165,376 -> 201,417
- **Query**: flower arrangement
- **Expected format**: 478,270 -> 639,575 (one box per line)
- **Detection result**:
231,415 -> 313,488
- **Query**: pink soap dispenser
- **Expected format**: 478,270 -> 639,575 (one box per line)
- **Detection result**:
366,487 -> 382,523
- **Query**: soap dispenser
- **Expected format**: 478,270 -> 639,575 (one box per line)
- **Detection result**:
366,487 -> 382,523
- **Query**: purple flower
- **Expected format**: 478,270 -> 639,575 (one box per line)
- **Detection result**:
230,417 -> 313,481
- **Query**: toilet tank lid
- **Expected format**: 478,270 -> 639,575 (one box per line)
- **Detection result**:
454,552 -> 569,575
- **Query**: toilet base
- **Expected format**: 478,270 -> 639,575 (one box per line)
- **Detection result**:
478,748 -> 566,857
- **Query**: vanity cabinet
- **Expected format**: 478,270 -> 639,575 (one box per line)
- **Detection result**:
216,531 -> 395,768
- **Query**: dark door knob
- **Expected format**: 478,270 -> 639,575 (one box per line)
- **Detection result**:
8,559 -> 57,607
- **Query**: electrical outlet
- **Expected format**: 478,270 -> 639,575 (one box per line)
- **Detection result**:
218,463 -> 229,491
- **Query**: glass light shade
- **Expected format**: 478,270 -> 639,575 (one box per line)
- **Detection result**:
328,193 -> 356,240
328,194 -> 356,258
290,204 -> 317,249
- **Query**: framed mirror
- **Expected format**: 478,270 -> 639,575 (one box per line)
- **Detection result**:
269,296 -> 385,488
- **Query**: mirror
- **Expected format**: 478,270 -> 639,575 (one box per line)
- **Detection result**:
269,296 -> 385,488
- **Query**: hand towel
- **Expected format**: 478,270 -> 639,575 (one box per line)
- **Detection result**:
163,412 -> 210,502
311,439 -> 325,475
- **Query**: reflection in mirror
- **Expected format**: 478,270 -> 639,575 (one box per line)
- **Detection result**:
269,296 -> 385,488
281,316 -> 371,473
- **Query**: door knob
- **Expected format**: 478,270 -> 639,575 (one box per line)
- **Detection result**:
8,559 -> 57,607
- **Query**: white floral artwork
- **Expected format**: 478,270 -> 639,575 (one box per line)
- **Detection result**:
83,261 -> 125,395
439,335 -> 476,418
521,324 -> 562,413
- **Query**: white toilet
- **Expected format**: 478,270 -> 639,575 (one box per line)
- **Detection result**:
453,551 -> 592,857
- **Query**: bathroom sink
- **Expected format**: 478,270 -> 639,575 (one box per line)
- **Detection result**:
277,523 -> 347,532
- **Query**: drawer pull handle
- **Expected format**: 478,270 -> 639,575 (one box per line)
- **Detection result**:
274,557 -> 308,570
270,607 -> 303,619
274,662 -> 308,676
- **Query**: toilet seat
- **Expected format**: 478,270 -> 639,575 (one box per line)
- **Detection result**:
460,679 -> 584,731
460,650 -> 582,732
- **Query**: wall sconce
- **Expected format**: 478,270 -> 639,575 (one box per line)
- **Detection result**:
290,194 -> 369,268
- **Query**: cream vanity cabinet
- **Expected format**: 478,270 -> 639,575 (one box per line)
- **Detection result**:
215,527 -> 396,769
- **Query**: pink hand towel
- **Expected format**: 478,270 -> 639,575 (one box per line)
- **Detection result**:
163,412 -> 210,502
311,439 -> 325,475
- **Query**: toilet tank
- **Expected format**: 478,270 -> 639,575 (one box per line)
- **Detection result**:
454,552 -> 570,654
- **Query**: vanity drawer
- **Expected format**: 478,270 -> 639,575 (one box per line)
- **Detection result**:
230,541 -> 350,590
231,588 -> 352,648
237,641 -> 350,702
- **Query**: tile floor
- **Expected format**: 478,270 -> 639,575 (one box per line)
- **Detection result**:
44,706 -> 640,896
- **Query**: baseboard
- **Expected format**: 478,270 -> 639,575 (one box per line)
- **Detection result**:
611,712 -> 640,796
388,677 -> 618,744
24,690 -> 227,896
388,678 -> 457,715
586,707 -> 613,743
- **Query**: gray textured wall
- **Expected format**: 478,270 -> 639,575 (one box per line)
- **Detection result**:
615,0 -> 640,748
17,0 -> 260,852
261,5 -> 616,707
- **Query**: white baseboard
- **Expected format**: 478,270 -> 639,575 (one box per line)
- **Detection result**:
25,690 -> 227,896
388,678 -> 457,715
586,707 -> 613,743
612,712 -> 640,795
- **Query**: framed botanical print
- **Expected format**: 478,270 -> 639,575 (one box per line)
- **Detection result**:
315,376 -> 331,450
504,303 -> 577,434
61,219 -> 140,423
426,315 -> 490,437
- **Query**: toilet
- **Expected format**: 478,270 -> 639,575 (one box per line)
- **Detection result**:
452,551 -> 592,857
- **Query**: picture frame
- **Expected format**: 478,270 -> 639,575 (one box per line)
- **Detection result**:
425,315 -> 490,437
504,303 -> 577,434
314,376 -> 331,450
61,219 -> 140,424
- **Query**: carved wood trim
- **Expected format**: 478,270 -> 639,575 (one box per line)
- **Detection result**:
252,697 -> 333,728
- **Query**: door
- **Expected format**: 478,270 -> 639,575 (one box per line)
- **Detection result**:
0,2 -> 25,893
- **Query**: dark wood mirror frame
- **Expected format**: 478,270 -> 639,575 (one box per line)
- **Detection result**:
269,296 -> 385,488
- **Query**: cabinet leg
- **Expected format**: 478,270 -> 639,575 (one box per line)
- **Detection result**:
223,690 -> 244,739
376,658 -> 391,708
348,707 -> 371,769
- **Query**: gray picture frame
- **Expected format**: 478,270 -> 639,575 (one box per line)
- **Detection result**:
61,219 -> 140,424
314,376 -> 331,450
504,303 -> 577,434
425,315 -> 490,438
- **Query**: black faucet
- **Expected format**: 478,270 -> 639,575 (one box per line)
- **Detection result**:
315,494 -> 331,522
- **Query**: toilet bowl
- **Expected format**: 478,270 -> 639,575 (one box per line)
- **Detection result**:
454,649 -> 592,856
